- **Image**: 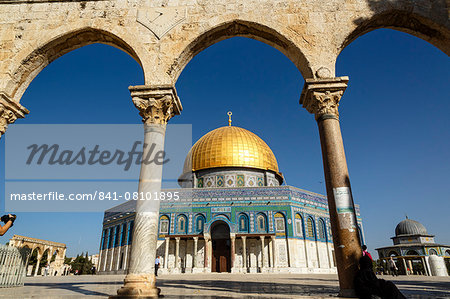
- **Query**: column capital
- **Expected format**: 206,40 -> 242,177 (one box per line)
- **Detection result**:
175,237 -> 180,241
0,92 -> 29,138
129,85 -> 182,125
241,235 -> 246,240
260,235 -> 265,240
299,77 -> 349,121
165,237 -> 170,241
193,236 -> 198,241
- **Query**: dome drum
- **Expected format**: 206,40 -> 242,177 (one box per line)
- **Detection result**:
180,167 -> 282,188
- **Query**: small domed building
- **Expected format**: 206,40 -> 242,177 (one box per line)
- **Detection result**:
376,217 -> 450,276
98,119 -> 365,274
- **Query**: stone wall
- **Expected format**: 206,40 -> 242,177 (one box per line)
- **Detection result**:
0,0 -> 448,111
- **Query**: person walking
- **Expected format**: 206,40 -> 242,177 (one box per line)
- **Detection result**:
155,256 -> 161,277
388,257 -> 398,276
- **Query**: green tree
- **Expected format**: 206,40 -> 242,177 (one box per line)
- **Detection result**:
70,252 -> 94,275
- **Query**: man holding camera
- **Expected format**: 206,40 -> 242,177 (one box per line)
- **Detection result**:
0,214 -> 17,236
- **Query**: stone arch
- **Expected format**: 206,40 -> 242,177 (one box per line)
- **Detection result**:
6,26 -> 146,103
205,216 -> 234,234
31,245 -> 44,256
340,9 -> 450,56
214,214 -> 230,221
168,19 -> 313,82
388,250 -> 399,257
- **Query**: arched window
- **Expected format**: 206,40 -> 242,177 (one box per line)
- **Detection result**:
274,212 -> 286,233
428,249 -> 438,255
195,214 -> 206,233
256,213 -> 267,232
127,221 -> 134,245
120,223 -> 127,246
445,250 -> 450,256
177,215 -> 187,234
238,214 -> 249,232
306,217 -> 315,239
406,250 -> 419,256
159,215 -> 170,234
318,219 -> 326,241
295,214 -> 304,238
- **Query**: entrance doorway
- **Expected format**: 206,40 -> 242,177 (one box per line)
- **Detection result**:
211,221 -> 231,273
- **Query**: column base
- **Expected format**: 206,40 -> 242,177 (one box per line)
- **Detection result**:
338,288 -> 356,298
192,267 -> 204,273
110,274 -> 161,299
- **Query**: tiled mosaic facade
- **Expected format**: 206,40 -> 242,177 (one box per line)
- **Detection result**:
99,185 -> 364,274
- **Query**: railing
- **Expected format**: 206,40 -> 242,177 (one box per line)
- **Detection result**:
0,245 -> 31,288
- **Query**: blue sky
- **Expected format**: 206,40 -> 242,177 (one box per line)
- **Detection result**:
1,29 -> 449,258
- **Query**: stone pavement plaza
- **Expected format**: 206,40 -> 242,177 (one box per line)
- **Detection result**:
1,274 -> 449,299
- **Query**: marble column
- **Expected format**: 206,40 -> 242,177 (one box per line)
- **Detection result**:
260,236 -> 265,271
315,239 -> 321,268
421,257 -> 429,276
401,258 -> 408,275
300,77 -> 361,296
112,85 -> 182,299
34,253 -> 42,276
192,237 -> 198,271
164,237 -> 170,269
408,259 -> 413,275
242,236 -> 247,272
271,236 -> 277,270
230,234 -> 236,272
123,246 -> 129,271
268,237 -> 274,268
174,237 -> 181,273
204,236 -> 211,272
0,93 -> 29,139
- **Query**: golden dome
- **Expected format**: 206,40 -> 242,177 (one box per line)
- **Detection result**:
182,125 -> 281,176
